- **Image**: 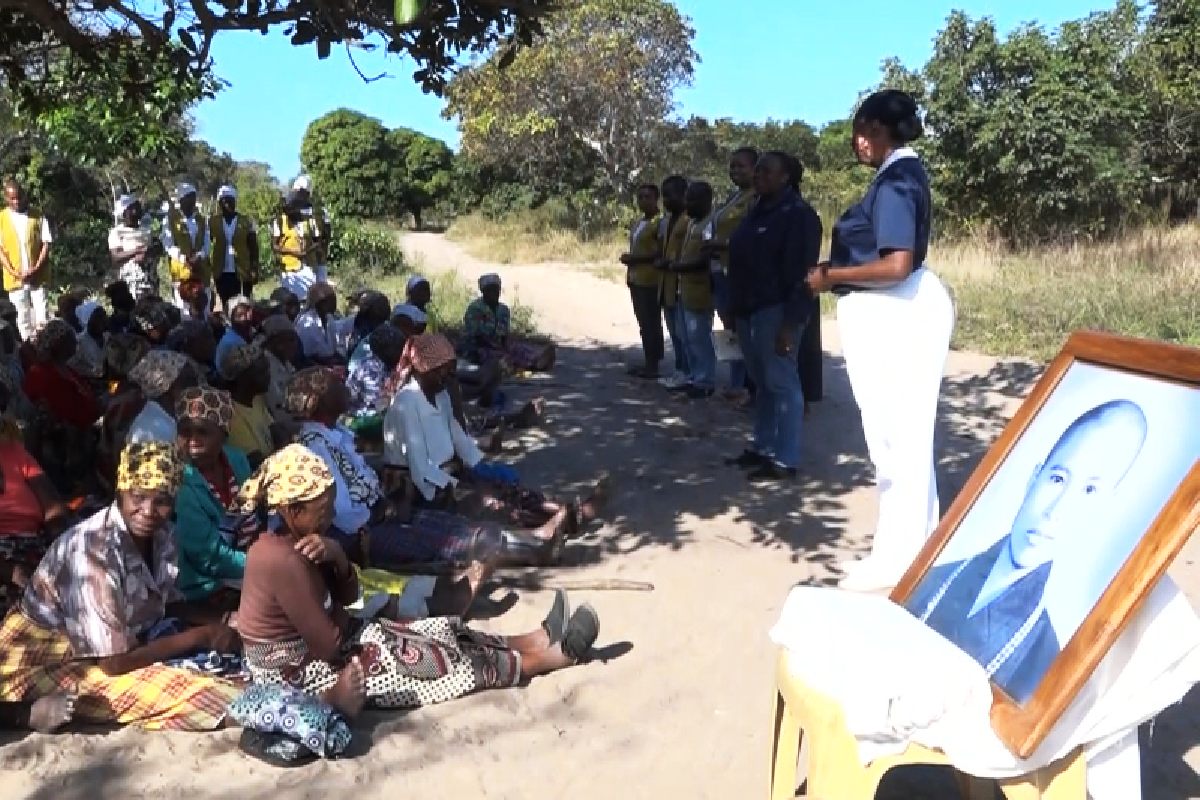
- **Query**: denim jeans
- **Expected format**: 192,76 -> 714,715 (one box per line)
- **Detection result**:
711,271 -> 746,390
682,306 -> 716,389
663,302 -> 689,376
736,304 -> 805,469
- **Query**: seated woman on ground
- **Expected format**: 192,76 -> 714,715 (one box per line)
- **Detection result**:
222,342 -> 291,469
258,315 -> 299,423
97,333 -> 152,488
127,350 -> 201,445
284,365 -> 564,574
21,320 -> 101,492
346,322 -> 406,438
383,334 -> 608,546
0,442 -> 242,731
0,371 -> 72,615
235,444 -> 600,718
132,300 -> 174,350
167,319 -> 219,386
173,387 -> 257,610
459,274 -> 556,373
71,300 -> 108,383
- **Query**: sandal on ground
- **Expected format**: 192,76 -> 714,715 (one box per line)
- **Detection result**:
541,588 -> 570,646
724,449 -> 768,469
561,603 -> 600,663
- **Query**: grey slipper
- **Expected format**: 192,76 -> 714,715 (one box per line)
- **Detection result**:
541,589 -> 570,645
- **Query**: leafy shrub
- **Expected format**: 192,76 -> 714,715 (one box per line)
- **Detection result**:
327,221 -> 405,283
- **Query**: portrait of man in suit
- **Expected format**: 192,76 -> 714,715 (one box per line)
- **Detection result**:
904,399 -> 1149,704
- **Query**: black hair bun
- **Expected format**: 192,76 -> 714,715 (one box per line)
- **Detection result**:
856,89 -> 924,144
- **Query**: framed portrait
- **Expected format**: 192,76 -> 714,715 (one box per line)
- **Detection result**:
890,331 -> 1200,759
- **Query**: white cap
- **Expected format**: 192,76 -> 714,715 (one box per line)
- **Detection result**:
217,185 -> 237,200
114,195 -> 137,217
406,275 -> 429,293
391,303 -> 427,324
292,175 -> 312,192
176,182 -> 197,199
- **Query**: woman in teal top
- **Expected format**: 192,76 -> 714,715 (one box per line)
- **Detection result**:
172,386 -> 257,603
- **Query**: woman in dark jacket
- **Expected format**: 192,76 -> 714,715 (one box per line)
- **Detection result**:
780,155 -> 824,410
725,151 -> 822,482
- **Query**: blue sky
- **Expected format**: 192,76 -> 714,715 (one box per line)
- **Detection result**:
193,0 -> 1108,181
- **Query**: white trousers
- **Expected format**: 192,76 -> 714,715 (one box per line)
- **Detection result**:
10,285 -> 48,339
836,268 -> 955,569
280,266 -> 317,302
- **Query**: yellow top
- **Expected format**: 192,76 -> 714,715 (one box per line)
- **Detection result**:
0,208 -> 47,292
659,212 -> 689,307
228,396 -> 275,458
626,213 -> 661,288
209,213 -> 256,281
678,216 -> 715,311
274,214 -> 318,272
166,209 -> 209,282
709,189 -> 756,273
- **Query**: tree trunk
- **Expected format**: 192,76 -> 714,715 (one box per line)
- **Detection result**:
411,206 -> 423,231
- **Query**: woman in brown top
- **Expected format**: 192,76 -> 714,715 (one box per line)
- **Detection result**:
235,444 -> 600,719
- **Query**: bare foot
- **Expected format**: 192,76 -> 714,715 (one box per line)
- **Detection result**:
322,657 -> 367,719
579,473 -> 612,524
11,564 -> 32,590
29,694 -> 75,733
461,559 -> 495,597
481,421 -> 506,454
512,398 -> 545,429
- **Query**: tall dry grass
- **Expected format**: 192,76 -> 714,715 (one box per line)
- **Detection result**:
448,210 -> 1200,360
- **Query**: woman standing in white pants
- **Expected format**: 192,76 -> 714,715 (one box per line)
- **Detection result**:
806,90 -> 955,592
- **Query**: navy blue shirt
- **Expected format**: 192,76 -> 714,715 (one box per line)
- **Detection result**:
727,189 -> 822,326
829,156 -> 931,293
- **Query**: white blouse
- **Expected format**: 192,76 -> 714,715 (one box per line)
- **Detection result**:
383,381 -> 483,501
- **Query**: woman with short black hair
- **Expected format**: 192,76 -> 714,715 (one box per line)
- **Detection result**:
806,89 -> 955,591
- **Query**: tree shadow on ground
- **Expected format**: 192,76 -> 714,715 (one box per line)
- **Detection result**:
494,339 -> 1042,586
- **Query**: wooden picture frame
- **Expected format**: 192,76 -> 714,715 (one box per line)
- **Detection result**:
890,331 -> 1200,759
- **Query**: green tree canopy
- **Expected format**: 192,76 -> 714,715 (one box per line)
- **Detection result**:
300,109 -> 395,219
444,0 -> 698,199
386,127 -> 454,229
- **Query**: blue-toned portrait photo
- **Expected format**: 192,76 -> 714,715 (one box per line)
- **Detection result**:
904,362 -> 1200,704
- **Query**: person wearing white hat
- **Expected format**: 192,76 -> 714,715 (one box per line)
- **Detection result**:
107,195 -> 162,298
0,178 -> 54,339
208,185 -> 260,307
270,191 -> 321,302
163,182 -> 210,314
290,175 -> 331,282
461,273 -> 556,372
391,303 -> 427,336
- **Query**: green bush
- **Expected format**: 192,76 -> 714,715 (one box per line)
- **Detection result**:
49,214 -> 111,289
327,221 -> 406,285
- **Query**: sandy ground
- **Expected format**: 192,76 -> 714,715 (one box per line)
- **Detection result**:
1,233 -> 1197,799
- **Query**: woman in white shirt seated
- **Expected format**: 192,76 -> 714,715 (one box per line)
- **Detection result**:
281,366 -> 558,614
383,334 -> 608,554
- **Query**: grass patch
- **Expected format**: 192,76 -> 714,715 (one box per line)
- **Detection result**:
451,210 -> 1200,361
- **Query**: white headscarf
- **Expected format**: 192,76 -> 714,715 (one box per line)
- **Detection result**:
391,303 -> 427,324
406,275 -> 429,294
176,182 -> 197,200
292,175 -> 312,192
217,185 -> 237,200
114,195 -> 137,220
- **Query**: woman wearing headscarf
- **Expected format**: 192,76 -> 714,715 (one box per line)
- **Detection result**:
460,274 -> 555,373
108,196 -> 163,298
222,342 -> 284,468
347,322 -> 406,421
806,90 -> 954,592
172,387 -> 256,608
97,333 -> 152,488
259,315 -> 299,422
0,442 -> 242,731
167,318 -> 218,385
383,335 -> 608,547
72,300 -> 108,381
405,275 -> 431,313
235,444 -> 600,717
127,350 -> 199,445
0,369 -> 72,615
343,291 -> 391,367
22,320 -> 100,489
294,282 -> 342,366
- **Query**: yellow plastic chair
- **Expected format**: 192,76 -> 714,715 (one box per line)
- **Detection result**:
769,649 -> 1087,800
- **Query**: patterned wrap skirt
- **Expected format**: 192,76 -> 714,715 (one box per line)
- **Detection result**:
242,616 -> 520,708
0,611 -> 239,731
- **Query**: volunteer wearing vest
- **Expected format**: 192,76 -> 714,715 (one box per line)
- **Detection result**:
666,181 -> 717,400
209,185 -> 259,307
656,175 -> 690,389
619,184 -> 664,380
703,147 -> 759,397
162,183 -> 210,314
108,196 -> 162,299
0,178 -> 53,339
806,90 -> 955,591
271,194 -> 320,302
290,175 -> 331,283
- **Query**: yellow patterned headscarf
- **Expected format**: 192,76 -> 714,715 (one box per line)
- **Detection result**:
234,444 -> 335,512
116,442 -> 185,496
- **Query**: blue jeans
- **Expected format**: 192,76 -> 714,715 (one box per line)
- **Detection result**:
736,305 -> 805,469
663,302 -> 689,376
711,271 -> 746,390
682,307 -> 716,389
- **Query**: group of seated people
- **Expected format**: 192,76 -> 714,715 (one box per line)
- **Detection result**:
0,269 -> 606,738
